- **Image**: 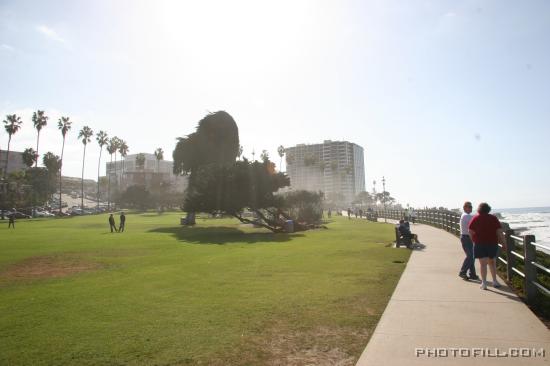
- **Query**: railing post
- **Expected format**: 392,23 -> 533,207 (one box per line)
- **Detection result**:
505,229 -> 515,282
523,235 -> 537,303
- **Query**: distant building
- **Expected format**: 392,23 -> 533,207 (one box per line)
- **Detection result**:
0,150 -> 27,177
106,153 -> 187,193
285,140 -> 365,205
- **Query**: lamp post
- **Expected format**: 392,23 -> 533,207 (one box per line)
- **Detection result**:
382,176 -> 387,223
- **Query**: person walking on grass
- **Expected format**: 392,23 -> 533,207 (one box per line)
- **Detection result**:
8,212 -> 15,229
459,201 -> 478,281
468,202 -> 506,290
119,212 -> 126,232
108,213 -> 118,233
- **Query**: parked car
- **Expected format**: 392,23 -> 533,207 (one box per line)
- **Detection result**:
4,211 -> 32,219
35,210 -> 55,217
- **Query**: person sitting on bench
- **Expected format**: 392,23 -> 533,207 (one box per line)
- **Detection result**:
398,220 -> 419,243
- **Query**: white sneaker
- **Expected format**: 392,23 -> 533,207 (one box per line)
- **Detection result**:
493,281 -> 502,288
480,282 -> 488,290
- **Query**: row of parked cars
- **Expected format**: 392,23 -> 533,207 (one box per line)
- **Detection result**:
1,205 -> 111,219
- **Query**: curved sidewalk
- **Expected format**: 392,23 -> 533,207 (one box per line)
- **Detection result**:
356,223 -> 550,365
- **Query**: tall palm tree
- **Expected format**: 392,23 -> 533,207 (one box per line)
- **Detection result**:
3,114 -> 23,178
106,138 -> 117,210
154,148 -> 164,173
78,126 -> 94,210
95,130 -> 108,210
277,145 -> 285,172
118,139 -> 129,188
57,117 -> 72,214
32,110 -> 48,167
111,137 -> 121,192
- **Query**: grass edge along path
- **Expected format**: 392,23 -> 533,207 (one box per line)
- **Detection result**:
0,213 -> 409,366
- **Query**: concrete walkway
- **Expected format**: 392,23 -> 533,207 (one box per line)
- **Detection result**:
356,223 -> 550,365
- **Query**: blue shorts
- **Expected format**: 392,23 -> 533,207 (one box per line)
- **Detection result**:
474,244 -> 498,259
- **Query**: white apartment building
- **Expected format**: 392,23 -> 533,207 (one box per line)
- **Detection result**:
285,140 -> 365,205
106,153 -> 187,193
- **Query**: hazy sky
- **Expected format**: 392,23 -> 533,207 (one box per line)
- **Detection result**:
1,0 -> 549,209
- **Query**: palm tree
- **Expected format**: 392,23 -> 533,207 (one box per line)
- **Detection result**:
22,148 -> 37,168
95,130 -> 108,209
111,137 -> 121,192
106,138 -> 117,210
3,114 -> 23,178
154,148 -> 164,173
118,140 -> 129,188
135,153 -> 146,170
32,110 -> 48,167
78,126 -> 94,210
277,145 -> 285,171
57,117 -> 72,214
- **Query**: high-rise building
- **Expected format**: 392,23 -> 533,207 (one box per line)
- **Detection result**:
285,140 -> 365,205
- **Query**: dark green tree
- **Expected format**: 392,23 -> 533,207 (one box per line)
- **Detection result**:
22,148 -> 37,168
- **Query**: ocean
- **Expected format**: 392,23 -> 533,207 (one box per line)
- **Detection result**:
496,207 -> 550,248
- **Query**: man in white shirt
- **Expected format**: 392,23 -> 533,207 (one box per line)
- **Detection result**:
459,201 -> 479,280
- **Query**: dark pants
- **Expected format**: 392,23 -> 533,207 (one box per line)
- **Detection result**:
8,221 -> 15,228
119,223 -> 125,232
110,223 -> 117,232
460,235 -> 476,276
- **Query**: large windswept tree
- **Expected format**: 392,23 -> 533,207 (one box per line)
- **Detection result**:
78,126 -> 94,210
3,114 -> 23,178
57,116 -> 72,214
32,110 -> 48,167
95,130 -> 108,209
173,111 -> 292,232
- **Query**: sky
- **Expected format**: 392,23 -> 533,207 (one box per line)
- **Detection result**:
1,0 -> 549,209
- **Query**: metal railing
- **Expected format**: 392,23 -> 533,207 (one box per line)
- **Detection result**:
375,209 -> 550,304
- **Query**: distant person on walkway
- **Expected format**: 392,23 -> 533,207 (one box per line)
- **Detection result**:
328,208 -> 332,218
359,209 -> 363,219
459,201 -> 478,281
410,209 -> 416,224
119,212 -> 126,232
347,208 -> 351,220
398,219 -> 419,243
468,202 -> 506,290
109,214 -> 118,233
8,212 -> 15,229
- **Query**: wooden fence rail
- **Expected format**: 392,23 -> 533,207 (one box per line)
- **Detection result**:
374,209 -> 550,304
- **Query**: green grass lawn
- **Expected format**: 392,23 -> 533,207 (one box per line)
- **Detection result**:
0,213 -> 409,366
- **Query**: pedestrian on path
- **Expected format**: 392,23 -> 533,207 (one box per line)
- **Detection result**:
458,201 -> 478,281
468,202 -> 506,290
109,213 -> 118,233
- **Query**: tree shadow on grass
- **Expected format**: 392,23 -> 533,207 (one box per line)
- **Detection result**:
148,226 -> 304,245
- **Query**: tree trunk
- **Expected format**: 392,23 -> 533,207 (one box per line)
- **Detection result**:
81,144 -> 86,210
35,131 -> 40,168
59,137 -> 65,215
108,154 -> 112,210
4,135 -> 11,179
97,147 -> 103,210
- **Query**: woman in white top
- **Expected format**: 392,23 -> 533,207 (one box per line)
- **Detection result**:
459,201 -> 478,280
